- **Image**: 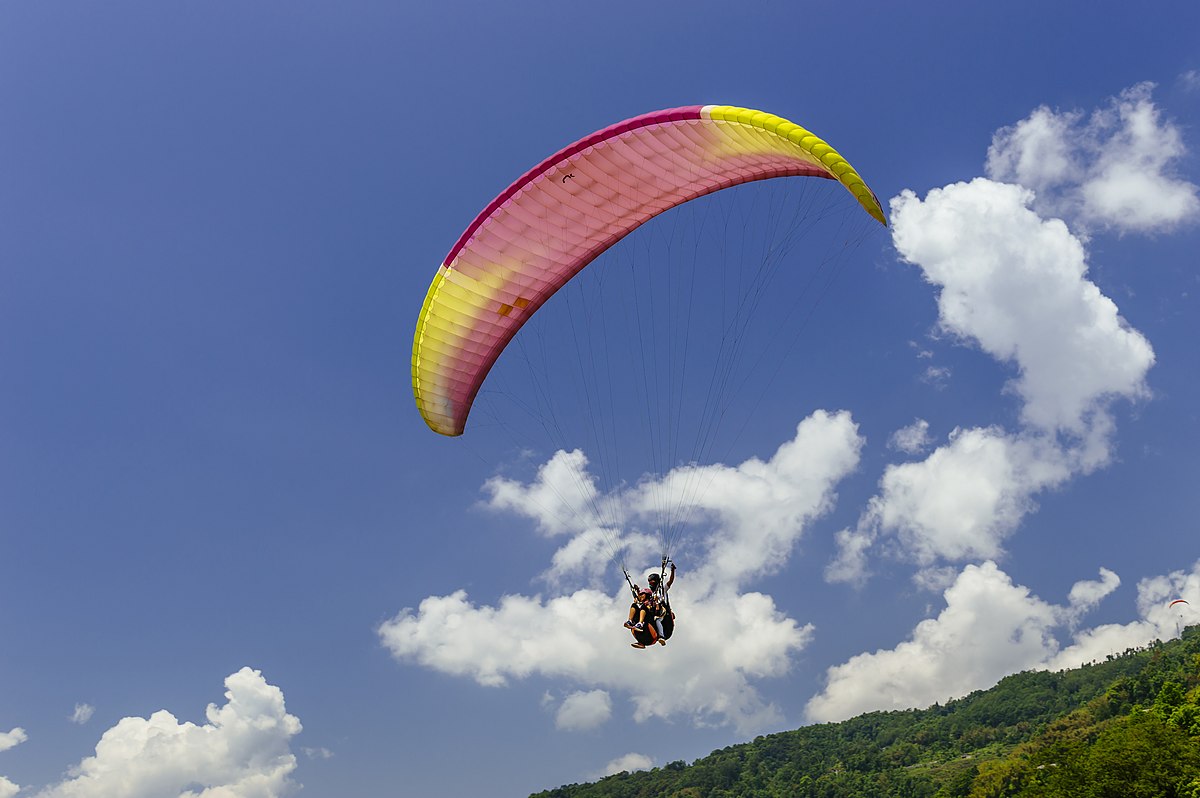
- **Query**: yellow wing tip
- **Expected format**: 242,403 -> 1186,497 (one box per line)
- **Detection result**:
413,264 -> 470,436
704,104 -> 887,226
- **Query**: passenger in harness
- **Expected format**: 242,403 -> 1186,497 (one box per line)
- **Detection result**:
624,587 -> 659,648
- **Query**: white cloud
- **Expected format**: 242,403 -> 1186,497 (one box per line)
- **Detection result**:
828,426 -> 1076,581
892,179 -> 1154,436
874,426 -> 1029,564
825,526 -> 875,586
383,410 -> 858,734
808,561 -> 1200,723
889,419 -> 931,455
830,178 -> 1154,583
485,448 -> 607,538
986,106 -> 1082,195
484,449 -> 651,586
635,410 -> 864,595
1064,566 -> 1121,623
808,562 -> 1061,722
70,704 -> 95,725
0,729 -> 25,754
987,83 -> 1200,232
379,582 -> 814,736
912,566 -> 960,593
909,342 -> 934,359
1049,560 -> 1200,670
555,690 -> 612,731
921,365 -> 951,388
35,668 -> 302,798
0,728 -> 24,798
596,752 -> 653,778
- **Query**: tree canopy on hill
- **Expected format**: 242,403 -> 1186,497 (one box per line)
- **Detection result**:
531,626 -> 1200,798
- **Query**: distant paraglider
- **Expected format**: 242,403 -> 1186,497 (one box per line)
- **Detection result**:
1170,599 -> 1190,637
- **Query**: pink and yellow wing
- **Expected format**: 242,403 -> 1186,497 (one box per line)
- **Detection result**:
412,105 -> 886,436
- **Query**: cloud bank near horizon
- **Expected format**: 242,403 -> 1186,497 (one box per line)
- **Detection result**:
33,668 -> 302,798
807,559 -> 1199,723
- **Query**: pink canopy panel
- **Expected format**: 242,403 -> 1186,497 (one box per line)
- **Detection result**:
413,105 -> 886,436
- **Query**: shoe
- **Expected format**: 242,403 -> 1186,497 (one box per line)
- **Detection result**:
634,622 -> 645,631
657,639 -> 667,645
623,620 -> 635,629
631,643 -> 646,649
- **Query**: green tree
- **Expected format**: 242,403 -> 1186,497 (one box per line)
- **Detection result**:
1049,711 -> 1197,798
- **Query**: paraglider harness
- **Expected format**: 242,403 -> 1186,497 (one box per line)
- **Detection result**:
623,557 -> 674,645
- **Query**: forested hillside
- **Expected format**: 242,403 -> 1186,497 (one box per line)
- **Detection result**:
531,626 -> 1200,797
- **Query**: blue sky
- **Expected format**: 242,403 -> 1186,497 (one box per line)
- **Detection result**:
3,3 -> 1200,796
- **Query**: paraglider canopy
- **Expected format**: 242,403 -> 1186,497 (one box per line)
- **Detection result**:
412,105 -> 886,437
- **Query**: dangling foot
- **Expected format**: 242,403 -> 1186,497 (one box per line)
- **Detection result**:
657,638 -> 667,645
631,642 -> 646,649
623,620 -> 635,629
633,622 -> 645,631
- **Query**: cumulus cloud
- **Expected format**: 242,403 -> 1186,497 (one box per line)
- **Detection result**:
874,426 -> 1043,563
70,703 -> 95,725
36,668 -> 302,798
828,426 -> 1074,582
893,179 -> 1154,435
486,448 -> 607,539
0,729 -> 25,754
595,752 -> 653,778
632,410 -> 864,595
485,449 -> 653,585
1050,560 -> 1200,670
889,419 -> 931,455
382,410 -> 859,734
0,728 -> 25,798
986,106 -> 1080,198
825,526 -> 875,587
379,564 -> 814,736
809,562 -> 1060,721
911,565 -> 960,593
987,83 -> 1200,232
829,178 -> 1154,583
921,365 -> 951,388
808,560 -> 1196,723
1064,566 -> 1121,623
555,690 -> 612,731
